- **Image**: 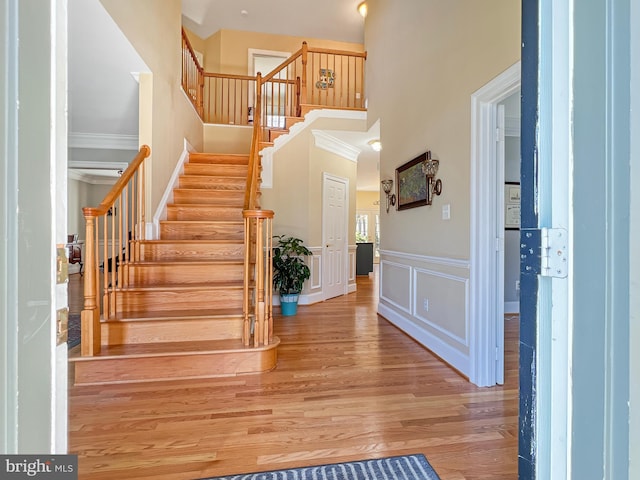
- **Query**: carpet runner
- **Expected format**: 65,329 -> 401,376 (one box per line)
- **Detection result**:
200,454 -> 441,480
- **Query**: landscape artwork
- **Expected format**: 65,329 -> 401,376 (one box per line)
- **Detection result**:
396,152 -> 428,210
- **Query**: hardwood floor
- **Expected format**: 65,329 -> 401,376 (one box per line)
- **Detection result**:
68,270 -> 519,480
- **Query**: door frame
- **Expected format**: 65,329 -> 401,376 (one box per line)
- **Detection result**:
469,62 -> 521,387
322,173 -> 349,300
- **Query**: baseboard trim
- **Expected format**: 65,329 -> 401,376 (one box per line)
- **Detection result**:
378,302 -> 470,377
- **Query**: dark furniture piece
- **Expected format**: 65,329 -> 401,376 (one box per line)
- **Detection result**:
356,242 -> 374,276
66,234 -> 83,275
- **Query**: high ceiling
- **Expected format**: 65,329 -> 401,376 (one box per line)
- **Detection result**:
181,0 -> 365,44
68,0 -> 379,190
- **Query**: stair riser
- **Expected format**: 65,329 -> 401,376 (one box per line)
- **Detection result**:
160,222 -> 244,240
167,205 -> 242,221
115,288 -> 243,313
139,243 -> 244,261
179,176 -> 245,190
128,263 -> 244,285
102,317 -> 244,344
184,164 -> 248,176
269,129 -> 288,142
73,346 -> 277,385
189,153 -> 249,165
173,190 -> 244,205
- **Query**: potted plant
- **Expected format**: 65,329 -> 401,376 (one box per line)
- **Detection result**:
272,235 -> 312,316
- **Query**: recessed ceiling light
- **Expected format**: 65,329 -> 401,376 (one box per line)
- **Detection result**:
240,9 -> 248,16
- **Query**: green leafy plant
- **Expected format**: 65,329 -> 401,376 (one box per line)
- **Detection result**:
272,235 -> 312,295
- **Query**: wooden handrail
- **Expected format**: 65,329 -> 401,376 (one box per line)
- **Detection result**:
80,145 -> 151,356
307,46 -> 368,59
260,46 -> 305,83
83,145 -> 150,217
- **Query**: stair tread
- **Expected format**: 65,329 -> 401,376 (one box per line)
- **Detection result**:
167,203 -> 243,208
140,239 -> 244,244
173,187 -> 244,192
159,220 -> 243,224
189,153 -> 249,165
119,281 -> 245,292
130,259 -> 244,266
180,175 -> 246,180
70,336 -> 279,360
104,308 -> 245,322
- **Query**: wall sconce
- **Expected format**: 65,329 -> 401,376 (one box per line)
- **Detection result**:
368,139 -> 382,152
357,2 -> 368,18
421,151 -> 443,205
381,179 -> 396,213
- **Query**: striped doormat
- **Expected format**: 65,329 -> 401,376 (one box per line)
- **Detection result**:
200,454 -> 441,480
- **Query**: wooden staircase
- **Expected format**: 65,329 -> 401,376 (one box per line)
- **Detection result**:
70,152 -> 279,385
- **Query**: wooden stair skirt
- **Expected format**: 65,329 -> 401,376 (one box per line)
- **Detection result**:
72,338 -> 280,385
70,152 -> 277,385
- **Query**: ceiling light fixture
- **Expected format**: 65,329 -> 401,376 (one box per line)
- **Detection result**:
357,2 -> 368,18
368,139 -> 382,151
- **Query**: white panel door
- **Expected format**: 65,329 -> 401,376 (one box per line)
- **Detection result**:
322,174 -> 348,300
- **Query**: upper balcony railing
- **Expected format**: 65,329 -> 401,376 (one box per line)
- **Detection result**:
181,29 -> 367,128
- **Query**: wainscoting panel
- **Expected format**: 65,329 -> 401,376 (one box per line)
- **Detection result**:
308,247 -> 322,290
378,250 -> 471,377
348,245 -> 357,293
380,260 -> 412,314
413,268 -> 469,347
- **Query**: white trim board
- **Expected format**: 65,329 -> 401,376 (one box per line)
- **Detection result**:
378,303 -> 470,376
469,61 -> 521,387
68,132 -> 139,150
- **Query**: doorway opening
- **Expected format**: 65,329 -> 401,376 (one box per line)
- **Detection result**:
469,62 -> 521,387
248,49 -> 290,129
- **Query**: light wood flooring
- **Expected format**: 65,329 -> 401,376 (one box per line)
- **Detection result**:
67,271 -> 519,480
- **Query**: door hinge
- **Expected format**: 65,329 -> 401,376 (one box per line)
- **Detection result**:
520,227 -> 568,278
541,227 -> 568,278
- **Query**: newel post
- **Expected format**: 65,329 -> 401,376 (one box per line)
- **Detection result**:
81,210 -> 101,356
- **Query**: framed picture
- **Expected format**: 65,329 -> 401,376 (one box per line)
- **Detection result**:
396,152 -> 428,210
505,182 -> 521,230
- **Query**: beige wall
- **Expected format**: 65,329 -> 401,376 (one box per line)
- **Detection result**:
357,190 -> 380,211
260,116 -> 361,299
100,0 -> 203,218
203,125 -> 252,153
203,29 -> 364,76
183,26 -> 205,58
367,0 -> 520,374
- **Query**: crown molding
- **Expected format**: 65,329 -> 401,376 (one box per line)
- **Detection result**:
311,129 -> 361,162
68,161 -> 128,170
67,169 -> 118,185
68,132 -> 139,150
